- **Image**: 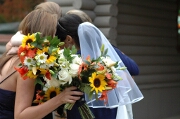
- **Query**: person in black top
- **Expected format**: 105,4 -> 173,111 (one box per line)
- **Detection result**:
0,2 -> 83,119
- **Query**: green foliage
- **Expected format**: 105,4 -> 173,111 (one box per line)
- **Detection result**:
34,77 -> 44,86
0,14 -> 6,23
63,46 -> 77,63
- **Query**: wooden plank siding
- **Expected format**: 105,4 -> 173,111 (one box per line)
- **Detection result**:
117,0 -> 180,82
117,0 -> 180,119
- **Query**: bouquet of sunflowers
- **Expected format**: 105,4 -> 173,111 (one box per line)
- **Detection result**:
15,33 -> 126,119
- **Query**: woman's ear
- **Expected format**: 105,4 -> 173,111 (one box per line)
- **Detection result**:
65,35 -> 73,44
64,35 -> 75,49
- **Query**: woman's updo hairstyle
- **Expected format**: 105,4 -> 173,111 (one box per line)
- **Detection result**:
56,14 -> 83,47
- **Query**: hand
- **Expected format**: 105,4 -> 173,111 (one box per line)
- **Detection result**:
58,86 -> 83,104
7,47 -> 19,55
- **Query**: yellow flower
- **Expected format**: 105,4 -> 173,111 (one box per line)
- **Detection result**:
38,68 -> 48,75
89,72 -> 107,94
44,87 -> 60,100
37,47 -> 57,64
46,55 -> 57,64
36,47 -> 48,55
27,70 -> 37,79
21,33 -> 36,48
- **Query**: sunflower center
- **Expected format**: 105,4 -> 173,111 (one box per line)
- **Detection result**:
50,91 -> 57,99
26,39 -> 33,44
94,78 -> 101,87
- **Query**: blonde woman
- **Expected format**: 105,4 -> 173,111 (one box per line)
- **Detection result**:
0,2 -> 82,119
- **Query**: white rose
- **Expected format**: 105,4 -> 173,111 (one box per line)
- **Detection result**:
71,55 -> 82,65
58,69 -> 72,84
47,77 -> 62,87
69,63 -> 79,77
102,57 -> 116,67
43,77 -> 61,90
58,49 -> 64,55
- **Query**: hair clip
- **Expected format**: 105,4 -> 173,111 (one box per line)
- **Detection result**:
57,22 -> 68,32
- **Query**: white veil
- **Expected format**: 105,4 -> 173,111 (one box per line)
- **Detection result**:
78,22 -> 143,108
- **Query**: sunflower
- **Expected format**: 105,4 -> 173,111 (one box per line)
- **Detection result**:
21,33 -> 36,48
44,87 -> 60,100
89,72 -> 107,94
26,70 -> 38,79
37,47 -> 48,54
46,55 -> 57,64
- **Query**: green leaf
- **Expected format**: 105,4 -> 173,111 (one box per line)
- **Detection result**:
34,77 -> 44,86
83,85 -> 94,99
103,48 -> 108,56
71,45 -> 77,54
119,66 -> 127,70
49,36 -> 60,47
31,33 -> 44,49
84,60 -> 90,66
100,44 -> 105,55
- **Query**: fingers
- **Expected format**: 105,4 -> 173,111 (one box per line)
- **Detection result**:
71,90 -> 83,96
66,86 -> 78,91
66,96 -> 81,104
66,99 -> 76,104
60,86 -> 83,104
63,95 -> 81,104
65,87 -> 83,96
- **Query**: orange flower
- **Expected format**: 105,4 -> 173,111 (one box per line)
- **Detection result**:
78,63 -> 88,79
97,63 -> 104,70
45,70 -> 51,80
27,48 -> 37,58
105,73 -> 112,80
99,90 -> 108,104
14,67 -> 28,80
86,55 -> 91,62
18,46 -> 28,63
18,46 -> 36,63
107,79 -> 117,89
34,90 -> 45,104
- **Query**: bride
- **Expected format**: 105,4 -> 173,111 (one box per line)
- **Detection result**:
55,14 -> 144,119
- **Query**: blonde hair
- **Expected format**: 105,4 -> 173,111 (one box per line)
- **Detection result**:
0,2 -> 62,73
19,2 -> 61,37
35,1 -> 62,20
66,9 -> 92,23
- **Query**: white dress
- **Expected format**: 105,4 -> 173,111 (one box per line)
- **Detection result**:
116,104 -> 133,119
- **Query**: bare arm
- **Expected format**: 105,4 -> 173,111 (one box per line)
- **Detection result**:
14,74 -> 83,119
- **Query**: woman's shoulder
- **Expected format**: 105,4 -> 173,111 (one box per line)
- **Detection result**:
1,55 -> 20,74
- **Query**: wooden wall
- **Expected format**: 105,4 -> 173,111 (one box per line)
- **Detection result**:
116,0 -> 180,118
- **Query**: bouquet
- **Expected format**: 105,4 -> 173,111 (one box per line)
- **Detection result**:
15,33 -> 126,119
